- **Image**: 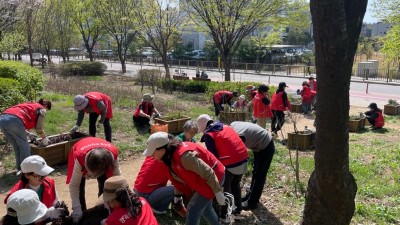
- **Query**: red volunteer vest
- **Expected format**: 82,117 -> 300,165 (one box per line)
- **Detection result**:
271,92 -> 291,111
206,125 -> 248,167
234,101 -> 247,109
3,103 -> 44,129
213,91 -> 233,104
66,137 -> 118,184
134,157 -> 169,194
4,177 -> 57,208
171,142 -> 225,199
253,92 -> 272,118
133,102 -> 154,118
105,197 -> 158,225
375,111 -> 384,128
84,92 -> 113,119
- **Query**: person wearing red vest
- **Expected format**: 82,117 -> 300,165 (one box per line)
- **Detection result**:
144,132 -> 226,225
133,157 -> 174,214
364,103 -> 385,129
99,176 -> 159,225
0,99 -> 52,170
132,93 -> 161,128
270,82 -> 292,138
197,114 -> 248,220
66,137 -> 121,223
252,84 -> 273,129
212,90 -> 238,117
71,92 -> 113,142
300,81 -> 316,114
232,95 -> 248,112
4,155 -> 67,222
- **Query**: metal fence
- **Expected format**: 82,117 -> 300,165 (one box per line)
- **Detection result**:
352,68 -> 400,83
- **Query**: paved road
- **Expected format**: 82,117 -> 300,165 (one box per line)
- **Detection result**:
27,55 -> 400,107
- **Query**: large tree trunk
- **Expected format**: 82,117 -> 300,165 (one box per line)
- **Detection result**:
223,54 -> 231,81
302,1 -> 367,224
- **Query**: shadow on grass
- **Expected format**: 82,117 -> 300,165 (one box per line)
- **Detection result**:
356,127 -> 390,134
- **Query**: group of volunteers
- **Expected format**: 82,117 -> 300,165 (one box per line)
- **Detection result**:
0,75 -> 385,225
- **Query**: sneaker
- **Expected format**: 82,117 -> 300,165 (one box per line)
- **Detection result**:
242,201 -> 258,210
271,131 -> 278,139
220,216 -> 234,224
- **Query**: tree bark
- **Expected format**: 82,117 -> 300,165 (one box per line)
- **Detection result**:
302,0 -> 367,224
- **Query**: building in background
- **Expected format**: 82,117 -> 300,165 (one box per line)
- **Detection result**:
361,22 -> 392,37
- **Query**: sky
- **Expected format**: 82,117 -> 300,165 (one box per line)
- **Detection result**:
364,1 -> 379,23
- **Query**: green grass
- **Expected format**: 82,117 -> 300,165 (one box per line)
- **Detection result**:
1,75 -> 399,224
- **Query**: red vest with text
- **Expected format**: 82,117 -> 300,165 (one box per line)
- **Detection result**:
105,197 -> 158,225
206,125 -> 248,167
375,111 -> 385,128
85,92 -> 113,119
3,103 -> 43,129
66,137 -> 118,184
171,142 -> 225,199
133,102 -> 154,118
253,92 -> 272,118
4,177 -> 57,208
134,157 -> 169,194
271,92 -> 291,111
213,91 -> 233,104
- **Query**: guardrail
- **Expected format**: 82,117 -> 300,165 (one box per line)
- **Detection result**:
353,68 -> 400,83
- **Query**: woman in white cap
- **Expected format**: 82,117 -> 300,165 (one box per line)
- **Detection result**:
144,132 -> 226,225
132,93 -> 160,128
0,99 -> 52,170
232,95 -> 248,112
3,155 -> 66,222
3,189 -> 65,225
70,92 -> 113,142
99,176 -> 158,225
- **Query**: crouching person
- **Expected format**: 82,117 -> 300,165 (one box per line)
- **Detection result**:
2,189 -> 66,225
364,102 -> 384,129
99,176 -> 159,225
3,155 -> 67,223
144,132 -> 226,225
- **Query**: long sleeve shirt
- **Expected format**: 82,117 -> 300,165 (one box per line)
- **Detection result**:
75,100 -> 107,126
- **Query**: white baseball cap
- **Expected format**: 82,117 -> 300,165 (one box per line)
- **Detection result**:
143,132 -> 169,156
6,189 -> 47,224
20,155 -> 54,176
73,95 -> 89,111
197,114 -> 213,133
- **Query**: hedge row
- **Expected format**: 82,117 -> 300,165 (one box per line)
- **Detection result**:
0,61 -> 45,101
0,78 -> 27,111
59,61 -> 107,76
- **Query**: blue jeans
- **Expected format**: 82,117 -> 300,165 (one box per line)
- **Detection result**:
186,192 -> 221,225
138,186 -> 174,212
0,114 -> 30,170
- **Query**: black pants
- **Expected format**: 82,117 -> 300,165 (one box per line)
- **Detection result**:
214,102 -> 223,117
244,141 -> 275,206
79,174 -> 108,211
271,110 -> 285,132
366,117 -> 376,126
220,170 -> 243,217
89,113 -> 112,142
132,116 -> 150,127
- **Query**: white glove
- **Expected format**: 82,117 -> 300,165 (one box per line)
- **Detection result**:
221,104 -> 226,108
70,125 -> 79,133
286,110 -> 292,117
41,137 -> 50,146
96,122 -> 103,129
71,207 -> 83,223
101,219 -> 107,225
45,206 -> 68,219
27,132 -> 37,141
215,191 -> 226,206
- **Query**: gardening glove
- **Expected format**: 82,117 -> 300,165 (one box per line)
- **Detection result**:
41,137 -> 50,146
359,112 -> 366,118
215,191 -> 226,206
286,110 -> 292,117
70,125 -> 79,134
71,207 -> 83,223
45,206 -> 68,219
27,132 -> 37,142
100,219 -> 107,225
173,196 -> 187,218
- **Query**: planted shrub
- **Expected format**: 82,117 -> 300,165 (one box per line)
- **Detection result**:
159,79 -> 208,93
0,78 -> 26,111
205,81 -> 266,98
59,61 -> 107,76
0,61 -> 45,100
135,69 -> 162,93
